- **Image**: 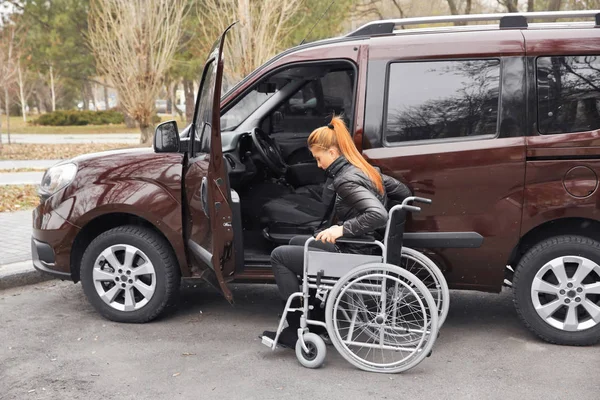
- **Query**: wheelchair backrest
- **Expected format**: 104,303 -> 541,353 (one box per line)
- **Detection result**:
383,208 -> 407,266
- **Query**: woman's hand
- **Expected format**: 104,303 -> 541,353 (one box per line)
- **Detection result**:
315,225 -> 344,243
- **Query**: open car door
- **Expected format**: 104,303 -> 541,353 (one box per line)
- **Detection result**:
184,23 -> 237,303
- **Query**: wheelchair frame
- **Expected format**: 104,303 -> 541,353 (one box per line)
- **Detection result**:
262,196 -> 445,372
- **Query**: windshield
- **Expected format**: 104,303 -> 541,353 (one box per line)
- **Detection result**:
220,86 -> 282,131
195,58 -> 216,152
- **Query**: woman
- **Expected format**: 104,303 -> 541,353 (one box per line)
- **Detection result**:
262,116 -> 411,348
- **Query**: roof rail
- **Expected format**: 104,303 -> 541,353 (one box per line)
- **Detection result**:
347,10 -> 600,37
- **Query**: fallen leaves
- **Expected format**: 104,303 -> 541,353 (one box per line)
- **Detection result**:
0,185 -> 39,212
0,143 -> 138,161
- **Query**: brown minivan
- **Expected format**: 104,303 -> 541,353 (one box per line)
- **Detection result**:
32,12 -> 600,345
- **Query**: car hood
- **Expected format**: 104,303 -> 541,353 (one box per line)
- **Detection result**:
70,146 -> 155,165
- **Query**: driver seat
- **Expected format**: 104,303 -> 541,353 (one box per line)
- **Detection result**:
261,190 -> 329,244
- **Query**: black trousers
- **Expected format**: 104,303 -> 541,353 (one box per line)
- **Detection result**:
271,235 -> 339,300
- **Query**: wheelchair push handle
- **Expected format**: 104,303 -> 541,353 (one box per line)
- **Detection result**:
413,196 -> 432,204
401,196 -> 433,206
403,205 -> 421,213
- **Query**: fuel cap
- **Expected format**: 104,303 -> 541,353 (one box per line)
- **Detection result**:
563,166 -> 598,198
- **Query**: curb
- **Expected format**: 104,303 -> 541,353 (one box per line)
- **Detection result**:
0,260 -> 57,290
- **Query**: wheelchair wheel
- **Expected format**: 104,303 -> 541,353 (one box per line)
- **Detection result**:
295,333 -> 327,369
400,247 -> 450,328
325,263 -> 438,374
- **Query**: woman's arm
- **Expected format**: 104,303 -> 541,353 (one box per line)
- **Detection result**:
335,180 -> 389,237
383,174 -> 412,203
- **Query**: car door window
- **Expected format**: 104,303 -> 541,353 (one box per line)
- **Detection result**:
269,69 -> 355,134
537,55 -> 600,134
384,59 -> 501,144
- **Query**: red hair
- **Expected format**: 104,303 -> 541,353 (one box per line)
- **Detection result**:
308,116 -> 384,195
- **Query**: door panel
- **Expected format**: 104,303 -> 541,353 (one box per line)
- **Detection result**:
184,24 -> 236,302
365,138 -> 526,290
362,36 -> 527,290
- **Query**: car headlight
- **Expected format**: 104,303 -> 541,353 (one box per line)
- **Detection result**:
39,163 -> 77,197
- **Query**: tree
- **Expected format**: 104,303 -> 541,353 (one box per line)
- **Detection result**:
88,0 -> 189,144
0,21 -> 21,145
197,0 -> 304,91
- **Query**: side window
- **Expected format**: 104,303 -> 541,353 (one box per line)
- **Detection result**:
537,55 -> 600,134
384,59 -> 500,144
269,69 -> 355,134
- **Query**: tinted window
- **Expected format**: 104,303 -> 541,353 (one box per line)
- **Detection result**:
270,69 -> 355,134
385,60 -> 500,143
537,55 -> 600,134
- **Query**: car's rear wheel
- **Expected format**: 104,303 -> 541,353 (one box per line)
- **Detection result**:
513,235 -> 600,346
80,225 -> 180,323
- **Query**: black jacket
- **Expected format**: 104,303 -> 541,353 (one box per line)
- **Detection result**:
323,157 -> 411,239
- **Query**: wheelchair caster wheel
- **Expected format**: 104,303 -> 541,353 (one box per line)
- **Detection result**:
296,333 -> 326,369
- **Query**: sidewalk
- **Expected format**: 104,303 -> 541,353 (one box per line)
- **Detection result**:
0,171 -> 44,185
1,133 -> 139,144
0,211 -> 56,290
0,159 -> 61,170
0,210 -> 33,265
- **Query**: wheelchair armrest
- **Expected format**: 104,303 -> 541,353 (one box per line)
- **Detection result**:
336,235 -> 376,244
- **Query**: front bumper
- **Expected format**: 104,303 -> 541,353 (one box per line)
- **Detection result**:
31,238 -> 71,280
32,205 -> 80,281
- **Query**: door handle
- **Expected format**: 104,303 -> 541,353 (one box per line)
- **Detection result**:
200,177 -> 209,217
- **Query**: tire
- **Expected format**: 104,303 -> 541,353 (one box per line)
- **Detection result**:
295,333 -> 327,369
80,225 -> 181,323
325,263 -> 438,373
401,247 -> 450,329
513,235 -> 600,346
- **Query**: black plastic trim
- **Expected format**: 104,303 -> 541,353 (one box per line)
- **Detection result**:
500,15 -> 528,29
347,22 -> 396,37
403,232 -> 483,248
31,237 -> 71,280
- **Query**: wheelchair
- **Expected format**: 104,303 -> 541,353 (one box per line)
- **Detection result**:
262,197 -> 449,373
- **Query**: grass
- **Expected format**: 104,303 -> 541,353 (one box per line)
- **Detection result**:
0,184 -> 39,212
0,143 -> 141,160
0,115 -> 186,135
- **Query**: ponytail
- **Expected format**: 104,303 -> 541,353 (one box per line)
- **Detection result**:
308,116 -> 384,194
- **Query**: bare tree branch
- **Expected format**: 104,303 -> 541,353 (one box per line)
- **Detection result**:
88,0 -> 189,143
197,0 -> 303,91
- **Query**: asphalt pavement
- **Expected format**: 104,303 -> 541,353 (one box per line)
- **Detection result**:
1,281 -> 598,400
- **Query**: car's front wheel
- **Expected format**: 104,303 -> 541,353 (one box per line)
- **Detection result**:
80,225 -> 180,323
513,235 -> 600,346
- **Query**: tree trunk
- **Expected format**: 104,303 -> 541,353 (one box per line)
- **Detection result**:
172,82 -> 183,119
140,123 -> 154,144
89,82 -> 97,111
183,78 -> 195,124
528,0 -> 534,12
17,59 -> 27,122
103,77 -> 109,110
49,65 -> 56,112
547,0 -> 562,10
4,85 -> 11,144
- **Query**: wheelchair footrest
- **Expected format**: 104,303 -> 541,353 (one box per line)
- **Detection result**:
261,335 -> 276,349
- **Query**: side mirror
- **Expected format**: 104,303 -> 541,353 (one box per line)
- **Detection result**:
153,120 -> 180,153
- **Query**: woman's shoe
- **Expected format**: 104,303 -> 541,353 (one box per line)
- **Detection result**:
261,301 -> 301,349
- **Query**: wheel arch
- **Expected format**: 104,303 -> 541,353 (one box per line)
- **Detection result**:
508,217 -> 600,273
70,211 -> 189,283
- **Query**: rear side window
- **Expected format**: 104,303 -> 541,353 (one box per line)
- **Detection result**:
537,55 -> 600,134
384,60 -> 500,144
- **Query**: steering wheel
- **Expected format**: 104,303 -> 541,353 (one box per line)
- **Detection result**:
251,127 -> 288,176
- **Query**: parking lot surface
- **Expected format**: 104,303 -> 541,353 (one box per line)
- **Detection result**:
1,281 -> 598,400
